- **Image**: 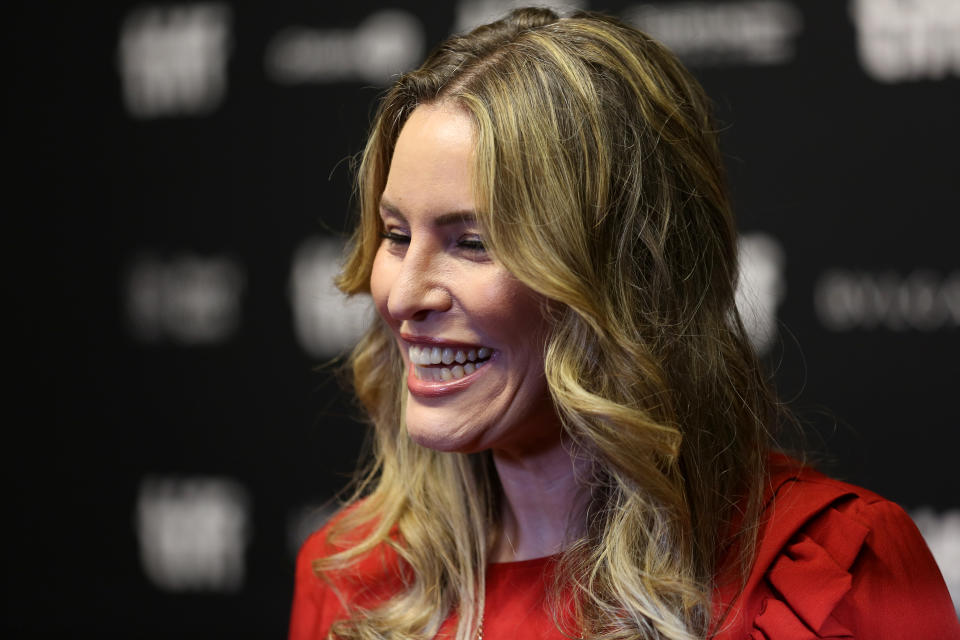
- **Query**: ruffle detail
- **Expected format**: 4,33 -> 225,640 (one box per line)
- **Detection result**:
750,503 -> 869,639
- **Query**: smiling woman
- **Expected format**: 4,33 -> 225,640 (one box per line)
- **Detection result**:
289,8 -> 960,640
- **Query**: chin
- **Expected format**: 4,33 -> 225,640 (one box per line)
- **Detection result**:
405,409 -> 485,453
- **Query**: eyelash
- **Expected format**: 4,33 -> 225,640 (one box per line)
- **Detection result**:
380,231 -> 410,245
379,231 -> 486,252
458,237 -> 486,252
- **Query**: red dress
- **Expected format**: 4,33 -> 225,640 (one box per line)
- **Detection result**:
289,456 -> 960,639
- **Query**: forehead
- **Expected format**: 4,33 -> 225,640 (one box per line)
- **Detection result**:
381,103 -> 477,221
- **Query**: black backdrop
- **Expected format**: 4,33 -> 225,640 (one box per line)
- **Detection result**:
9,1 -> 959,635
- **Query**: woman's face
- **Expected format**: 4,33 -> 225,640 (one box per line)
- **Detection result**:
369,103 -> 559,456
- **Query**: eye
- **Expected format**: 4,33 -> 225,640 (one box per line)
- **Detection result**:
457,235 -> 486,252
380,230 -> 410,246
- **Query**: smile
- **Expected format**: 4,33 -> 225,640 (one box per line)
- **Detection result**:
408,344 -> 492,381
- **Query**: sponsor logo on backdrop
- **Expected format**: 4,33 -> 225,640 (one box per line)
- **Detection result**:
265,10 -> 425,85
814,269 -> 959,331
125,253 -> 245,345
623,1 -> 802,66
135,476 -> 250,592
912,508 -> 960,613
735,232 -> 787,355
453,0 -> 586,33
117,4 -> 232,118
850,0 -> 960,83
289,236 -> 373,358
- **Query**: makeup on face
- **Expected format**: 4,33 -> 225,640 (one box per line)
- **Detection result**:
368,103 -> 559,455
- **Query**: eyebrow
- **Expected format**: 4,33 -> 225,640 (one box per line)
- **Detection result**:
379,197 -> 477,227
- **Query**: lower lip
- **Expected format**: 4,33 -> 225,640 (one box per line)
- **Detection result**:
406,358 -> 492,398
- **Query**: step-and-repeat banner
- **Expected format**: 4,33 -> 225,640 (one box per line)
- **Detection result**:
10,0 -> 959,635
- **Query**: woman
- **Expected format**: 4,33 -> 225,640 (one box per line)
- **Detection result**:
290,9 -> 958,640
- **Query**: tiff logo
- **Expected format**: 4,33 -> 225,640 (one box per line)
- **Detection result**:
135,475 -> 251,592
735,232 -> 787,355
850,0 -> 960,82
289,236 -> 372,358
125,253 -> 245,345
912,508 -> 960,613
117,3 -> 232,118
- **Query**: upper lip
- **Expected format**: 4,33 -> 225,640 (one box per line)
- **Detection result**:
400,333 -> 487,349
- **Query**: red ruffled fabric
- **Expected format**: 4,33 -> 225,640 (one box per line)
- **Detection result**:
714,455 -> 960,640
750,505 -> 868,639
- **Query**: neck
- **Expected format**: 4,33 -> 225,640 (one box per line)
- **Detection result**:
490,436 -> 589,563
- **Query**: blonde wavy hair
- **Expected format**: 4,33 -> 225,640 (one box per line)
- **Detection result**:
320,8 -> 781,640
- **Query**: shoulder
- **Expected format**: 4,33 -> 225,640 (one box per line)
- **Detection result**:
757,453 -> 894,557
289,514 -> 345,640
289,505 -> 405,640
714,454 -> 960,639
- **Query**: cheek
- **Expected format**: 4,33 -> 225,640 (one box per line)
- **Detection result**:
475,278 -> 549,355
503,283 -> 546,333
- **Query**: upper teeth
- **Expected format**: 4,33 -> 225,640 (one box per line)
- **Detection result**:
409,344 -> 491,366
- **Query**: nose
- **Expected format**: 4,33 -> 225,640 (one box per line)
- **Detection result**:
385,243 -> 453,323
